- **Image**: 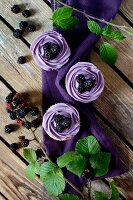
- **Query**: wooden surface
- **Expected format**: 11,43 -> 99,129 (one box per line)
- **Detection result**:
0,0 -> 133,199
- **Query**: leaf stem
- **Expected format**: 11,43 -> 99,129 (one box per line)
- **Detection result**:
30,129 -> 87,199
55,0 -> 132,36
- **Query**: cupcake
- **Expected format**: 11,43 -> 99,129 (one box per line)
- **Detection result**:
30,31 -> 71,71
65,62 -> 104,103
42,103 -> 80,141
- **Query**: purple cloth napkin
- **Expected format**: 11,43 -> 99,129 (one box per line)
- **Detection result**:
42,0 -> 125,192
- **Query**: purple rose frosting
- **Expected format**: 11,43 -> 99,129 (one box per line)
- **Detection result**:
30,31 -> 71,71
42,103 -> 80,141
65,62 -> 104,103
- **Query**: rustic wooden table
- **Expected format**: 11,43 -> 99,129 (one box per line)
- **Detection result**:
0,0 -> 133,199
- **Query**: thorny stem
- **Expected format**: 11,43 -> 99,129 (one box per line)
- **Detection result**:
53,0 -> 56,11
55,0 -> 132,36
30,129 -> 88,199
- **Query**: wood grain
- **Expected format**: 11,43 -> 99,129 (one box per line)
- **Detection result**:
120,0 -> 133,23
0,0 -> 133,82
0,141 -> 54,200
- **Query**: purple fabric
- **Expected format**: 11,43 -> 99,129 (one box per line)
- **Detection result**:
42,0 -> 125,193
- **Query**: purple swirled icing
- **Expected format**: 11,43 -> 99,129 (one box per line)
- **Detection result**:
42,103 -> 80,141
65,62 -> 104,103
30,31 -> 71,71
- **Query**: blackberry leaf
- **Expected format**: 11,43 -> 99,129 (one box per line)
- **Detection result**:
94,191 -> 108,200
87,20 -> 102,35
53,7 -> 73,20
59,193 -> 81,200
76,135 -> 101,156
99,42 -> 118,65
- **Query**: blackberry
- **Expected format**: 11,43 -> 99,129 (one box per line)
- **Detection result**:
5,125 -> 13,133
78,85 -> 85,94
9,111 -> 17,120
17,56 -> 26,64
76,74 -> 85,83
11,5 -> 20,14
6,92 -> 15,103
43,42 -> 51,50
19,21 -> 28,30
27,25 -> 36,32
43,42 -> 60,60
84,78 -> 96,91
62,116 -> 71,128
12,98 -> 20,106
24,121 -> 31,129
22,139 -> 29,147
51,43 -> 60,54
31,119 -> 40,128
16,108 -> 27,118
13,29 -> 22,38
30,107 -> 39,116
6,108 -> 12,113
10,143 -> 19,152
22,10 -> 31,18
45,52 -> 55,60
54,114 -> 64,124
36,149 -> 44,159
55,125 -> 64,133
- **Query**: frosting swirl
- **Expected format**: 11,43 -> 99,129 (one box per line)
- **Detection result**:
42,103 -> 80,141
65,62 -> 104,103
30,31 -> 71,71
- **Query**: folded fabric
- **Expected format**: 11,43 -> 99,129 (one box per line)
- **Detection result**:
41,0 -> 125,193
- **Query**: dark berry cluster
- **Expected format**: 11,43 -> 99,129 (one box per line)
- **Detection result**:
54,114 -> 71,133
76,74 -> 96,94
11,5 -> 36,40
10,136 -> 30,152
5,92 -> 42,153
43,42 -> 61,60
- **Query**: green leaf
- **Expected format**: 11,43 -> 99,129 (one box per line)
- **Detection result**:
53,7 -> 73,20
104,31 -> 126,41
40,161 -> 58,181
110,181 -> 119,200
94,191 -> 108,200
57,152 -> 79,168
102,24 -> 112,36
25,164 -> 35,180
90,152 -> 111,177
23,148 -> 37,163
66,155 -> 87,177
43,168 -> 65,196
87,20 -> 102,35
76,136 -> 101,156
99,42 -> 118,65
54,16 -> 79,30
34,161 -> 41,175
59,193 -> 81,200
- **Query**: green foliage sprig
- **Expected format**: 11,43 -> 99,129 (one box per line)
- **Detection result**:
52,0 -> 133,65
23,135 -> 115,200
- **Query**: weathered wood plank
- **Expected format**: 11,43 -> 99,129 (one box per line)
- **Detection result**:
0,0 -> 133,82
97,118 -> 133,199
120,0 -> 133,23
0,0 -> 52,42
0,141 -> 54,200
91,51 -> 133,145
103,14 -> 133,82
